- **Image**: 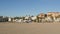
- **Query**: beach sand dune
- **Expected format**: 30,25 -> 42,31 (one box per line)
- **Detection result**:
0,23 -> 60,34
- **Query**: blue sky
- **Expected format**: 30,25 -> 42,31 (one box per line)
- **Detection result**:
0,0 -> 60,17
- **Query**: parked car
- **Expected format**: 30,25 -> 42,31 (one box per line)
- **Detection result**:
23,20 -> 32,23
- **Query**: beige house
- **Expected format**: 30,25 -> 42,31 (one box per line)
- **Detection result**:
37,12 -> 60,22
37,13 -> 47,22
47,12 -> 60,20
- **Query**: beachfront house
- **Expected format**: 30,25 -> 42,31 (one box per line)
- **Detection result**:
0,16 -> 9,22
8,17 -> 12,22
37,13 -> 47,22
31,16 -> 37,22
47,12 -> 60,22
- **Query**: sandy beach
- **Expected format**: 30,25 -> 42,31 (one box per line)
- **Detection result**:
0,22 -> 60,34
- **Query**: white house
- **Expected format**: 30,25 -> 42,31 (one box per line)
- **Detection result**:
25,16 -> 29,19
8,17 -> 11,22
31,16 -> 37,20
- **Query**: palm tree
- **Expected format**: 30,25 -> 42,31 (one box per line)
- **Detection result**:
22,17 -> 25,20
14,17 -> 20,19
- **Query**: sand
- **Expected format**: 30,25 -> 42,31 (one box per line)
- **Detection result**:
0,22 -> 60,34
